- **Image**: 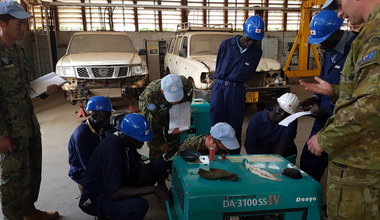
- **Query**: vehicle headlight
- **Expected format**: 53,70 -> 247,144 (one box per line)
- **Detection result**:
131,65 -> 147,76
56,66 -> 75,77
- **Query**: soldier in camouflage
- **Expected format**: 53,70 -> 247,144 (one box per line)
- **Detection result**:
139,74 -> 193,160
0,1 -> 60,219
300,0 -> 380,219
178,122 -> 239,155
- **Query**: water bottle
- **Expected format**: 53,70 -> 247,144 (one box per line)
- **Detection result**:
274,76 -> 280,87
209,147 -> 215,161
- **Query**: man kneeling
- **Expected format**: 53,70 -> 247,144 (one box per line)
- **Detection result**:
79,113 -> 171,219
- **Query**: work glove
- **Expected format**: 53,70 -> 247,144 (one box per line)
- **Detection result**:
299,97 -> 318,110
198,168 -> 238,181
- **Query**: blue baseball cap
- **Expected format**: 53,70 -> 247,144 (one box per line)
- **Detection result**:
161,74 -> 184,103
210,122 -> 239,150
0,0 -> 32,19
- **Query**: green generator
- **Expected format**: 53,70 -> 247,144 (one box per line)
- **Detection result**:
166,155 -> 322,220
180,98 -> 211,143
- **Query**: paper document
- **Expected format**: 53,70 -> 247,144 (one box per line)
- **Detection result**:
278,111 -> 312,127
29,72 -> 66,98
168,102 -> 191,134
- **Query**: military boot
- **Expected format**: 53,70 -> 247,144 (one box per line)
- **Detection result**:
23,206 -> 59,220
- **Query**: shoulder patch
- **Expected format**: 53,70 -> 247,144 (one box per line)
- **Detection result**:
0,56 -> 12,65
147,103 -> 156,111
358,50 -> 376,65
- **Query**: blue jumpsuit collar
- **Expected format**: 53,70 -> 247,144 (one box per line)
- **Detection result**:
85,119 -> 100,136
235,35 -> 247,54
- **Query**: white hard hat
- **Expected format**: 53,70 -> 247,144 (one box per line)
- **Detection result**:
277,93 -> 299,114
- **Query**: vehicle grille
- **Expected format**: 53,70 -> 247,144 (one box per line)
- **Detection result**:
92,67 -> 114,77
77,68 -> 88,77
119,67 -> 129,76
75,66 -> 130,79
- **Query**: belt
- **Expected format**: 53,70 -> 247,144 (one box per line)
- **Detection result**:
216,79 -> 244,87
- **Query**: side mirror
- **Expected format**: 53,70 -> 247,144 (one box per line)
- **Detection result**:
138,49 -> 147,55
179,48 -> 187,58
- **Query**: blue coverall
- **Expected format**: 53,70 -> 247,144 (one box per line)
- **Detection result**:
211,36 -> 262,154
68,120 -> 112,185
244,109 -> 298,157
300,32 -> 357,181
79,133 -> 167,220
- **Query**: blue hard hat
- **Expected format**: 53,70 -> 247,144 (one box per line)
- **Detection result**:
308,10 -> 343,44
118,113 -> 153,142
85,96 -> 113,112
243,16 -> 264,40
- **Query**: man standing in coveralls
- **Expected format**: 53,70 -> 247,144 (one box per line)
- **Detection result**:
300,0 -> 380,219
210,16 -> 264,154
299,10 -> 357,181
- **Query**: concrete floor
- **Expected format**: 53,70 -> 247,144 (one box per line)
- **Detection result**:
0,82 -> 321,219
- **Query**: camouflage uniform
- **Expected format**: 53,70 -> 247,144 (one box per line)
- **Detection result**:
317,5 -> 380,220
178,134 -> 209,155
139,75 -> 193,159
0,42 -> 42,219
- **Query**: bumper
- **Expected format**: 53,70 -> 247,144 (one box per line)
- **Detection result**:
61,75 -> 147,102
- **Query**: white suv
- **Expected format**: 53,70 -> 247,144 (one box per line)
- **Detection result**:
164,23 -> 288,103
56,32 -> 148,104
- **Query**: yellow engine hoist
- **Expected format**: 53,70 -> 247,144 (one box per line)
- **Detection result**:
283,0 -> 326,78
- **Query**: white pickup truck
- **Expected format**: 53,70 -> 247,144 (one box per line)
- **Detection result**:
164,23 -> 289,104
56,32 -> 148,104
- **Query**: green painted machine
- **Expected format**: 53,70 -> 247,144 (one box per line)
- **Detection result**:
166,155 -> 322,220
180,98 -> 211,143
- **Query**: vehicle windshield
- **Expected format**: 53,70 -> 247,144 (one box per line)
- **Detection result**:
68,34 -> 136,53
190,34 -> 235,55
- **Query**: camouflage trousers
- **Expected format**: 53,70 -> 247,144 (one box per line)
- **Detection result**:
327,161 -> 379,220
0,135 -> 42,220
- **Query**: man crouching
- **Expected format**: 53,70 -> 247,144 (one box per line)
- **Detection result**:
79,113 -> 171,219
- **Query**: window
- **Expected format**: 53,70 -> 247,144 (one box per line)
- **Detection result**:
168,37 -> 176,53
58,4 -> 83,31
227,0 -> 245,30
27,0 -> 302,32
173,36 -> 183,55
112,0 -> 135,31
161,0 -> 181,31
182,36 -> 188,51
188,0 -> 203,24
29,5 -> 44,30
286,0 -> 301,31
